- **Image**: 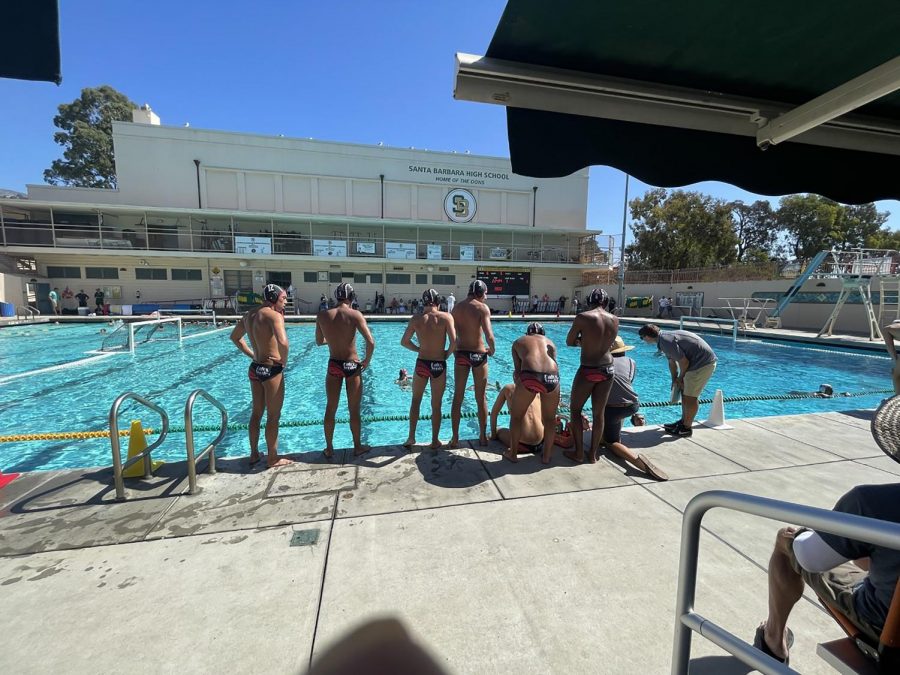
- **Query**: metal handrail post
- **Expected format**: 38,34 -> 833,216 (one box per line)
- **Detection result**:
672,490 -> 900,675
109,392 -> 169,501
184,389 -> 228,495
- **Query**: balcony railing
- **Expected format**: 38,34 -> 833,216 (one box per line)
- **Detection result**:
1,221 -> 599,265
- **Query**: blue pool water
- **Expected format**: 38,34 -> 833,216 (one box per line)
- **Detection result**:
0,321 -> 892,472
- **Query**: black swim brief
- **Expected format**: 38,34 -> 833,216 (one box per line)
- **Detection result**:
327,358 -> 362,379
415,358 -> 447,379
579,363 -> 615,383
248,361 -> 284,383
455,351 -> 488,368
519,369 -> 560,394
518,440 -> 543,454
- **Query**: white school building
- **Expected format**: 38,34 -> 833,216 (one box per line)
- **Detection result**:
0,107 -> 607,315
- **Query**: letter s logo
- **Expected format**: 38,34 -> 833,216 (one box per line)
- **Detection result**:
452,195 -> 469,218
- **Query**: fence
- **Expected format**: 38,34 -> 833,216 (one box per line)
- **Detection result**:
582,262 -> 781,287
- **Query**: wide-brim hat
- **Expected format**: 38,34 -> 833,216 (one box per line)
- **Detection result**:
610,336 -> 635,354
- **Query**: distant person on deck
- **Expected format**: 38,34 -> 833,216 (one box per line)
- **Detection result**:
49,288 -> 60,316
400,289 -> 457,449
230,284 -> 292,469
446,292 -> 456,313
450,280 -> 496,448
564,288 -> 619,464
76,289 -> 89,308
94,288 -> 105,314
316,282 -> 376,458
506,322 -> 560,464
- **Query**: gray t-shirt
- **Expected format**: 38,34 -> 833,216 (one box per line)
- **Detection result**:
818,483 -> 900,630
657,330 -> 717,371
608,356 -> 639,407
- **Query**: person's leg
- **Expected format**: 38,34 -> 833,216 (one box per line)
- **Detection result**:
538,387 -> 561,464
495,428 -> 512,448
262,374 -> 292,467
761,527 -> 805,660
248,379 -> 265,465
323,373 -> 342,458
893,359 -> 900,395
681,395 -> 700,428
404,374 -> 428,448
505,385 -> 537,462
429,373 -> 447,448
681,363 -> 715,429
585,379 -> 614,462
449,363 -> 469,448
472,363 -> 489,446
345,374 -> 369,456
566,371 -> 593,462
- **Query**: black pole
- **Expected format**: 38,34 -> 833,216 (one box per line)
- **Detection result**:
193,159 -> 202,208
532,186 -> 538,226
379,174 -> 385,218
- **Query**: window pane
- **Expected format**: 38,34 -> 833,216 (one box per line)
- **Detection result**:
415,274 -> 428,285
386,274 -> 410,284
432,274 -> 455,285
171,268 -> 202,281
136,268 -> 167,280
224,270 -> 253,295
47,266 -> 81,279
86,267 -> 119,279
303,272 -> 317,283
329,272 -> 342,283
368,273 -> 382,283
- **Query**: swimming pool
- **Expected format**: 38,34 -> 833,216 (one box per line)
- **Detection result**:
0,321 -> 891,472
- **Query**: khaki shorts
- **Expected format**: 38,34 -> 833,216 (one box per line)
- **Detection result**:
682,362 -> 716,398
788,529 -> 881,642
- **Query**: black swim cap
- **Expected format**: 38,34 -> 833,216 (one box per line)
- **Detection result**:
263,284 -> 285,304
526,322 -> 545,336
335,282 -> 355,302
586,287 -> 607,308
468,279 -> 487,297
422,288 -> 440,306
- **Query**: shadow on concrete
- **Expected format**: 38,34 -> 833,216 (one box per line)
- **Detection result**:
413,448 -> 496,489
688,655 -> 754,674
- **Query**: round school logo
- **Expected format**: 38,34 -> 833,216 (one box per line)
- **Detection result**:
444,189 -> 477,223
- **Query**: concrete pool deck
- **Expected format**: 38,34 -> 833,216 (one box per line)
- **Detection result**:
1,409 -> 896,674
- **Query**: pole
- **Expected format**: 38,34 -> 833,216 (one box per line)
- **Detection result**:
193,159 -> 202,209
617,174 -> 629,310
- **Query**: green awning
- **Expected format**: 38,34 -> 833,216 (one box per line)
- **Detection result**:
454,1 -> 900,203
0,0 -> 61,84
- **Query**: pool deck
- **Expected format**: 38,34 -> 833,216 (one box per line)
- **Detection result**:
1,408 -> 896,674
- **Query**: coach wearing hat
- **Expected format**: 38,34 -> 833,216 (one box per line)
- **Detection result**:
601,336 -> 668,481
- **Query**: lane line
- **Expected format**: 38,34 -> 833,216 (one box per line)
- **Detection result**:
0,352 -> 120,385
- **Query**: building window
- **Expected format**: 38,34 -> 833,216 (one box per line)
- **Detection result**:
303,271 -> 318,283
171,268 -> 202,281
47,265 -> 81,279
224,270 -> 253,294
17,258 -> 37,272
432,274 -> 455,285
368,273 -> 382,284
415,274 -> 428,285
85,267 -> 119,279
136,268 -> 168,280
329,272 -> 342,283
386,274 -> 410,284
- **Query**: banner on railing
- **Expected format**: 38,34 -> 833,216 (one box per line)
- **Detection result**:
426,244 -> 442,260
459,244 -> 475,261
235,236 -> 272,255
312,239 -> 347,257
356,242 -> 376,255
386,242 -> 416,260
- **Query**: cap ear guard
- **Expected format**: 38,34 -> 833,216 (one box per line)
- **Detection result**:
526,321 -> 545,336
263,283 -> 285,304
468,279 -> 487,297
335,282 -> 355,302
422,288 -> 440,306
587,287 -> 608,308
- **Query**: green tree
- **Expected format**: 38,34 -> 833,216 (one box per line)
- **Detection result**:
625,189 -> 737,269
44,85 -> 136,188
731,200 -> 778,262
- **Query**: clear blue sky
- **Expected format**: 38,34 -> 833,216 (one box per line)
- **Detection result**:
2,0 -> 897,246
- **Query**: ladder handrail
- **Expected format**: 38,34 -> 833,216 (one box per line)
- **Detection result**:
15,305 -> 39,320
184,389 -> 228,495
109,392 -> 169,500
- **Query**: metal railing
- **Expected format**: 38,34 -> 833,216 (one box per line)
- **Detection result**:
109,392 -> 169,500
672,490 -> 900,675
184,389 -> 228,495
15,305 -> 39,320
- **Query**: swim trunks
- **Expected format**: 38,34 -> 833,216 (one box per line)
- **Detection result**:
578,364 -> 615,383
248,361 -> 284,383
327,358 -> 362,379
519,441 -> 543,454
455,351 -> 488,368
519,369 -> 560,394
415,358 -> 447,379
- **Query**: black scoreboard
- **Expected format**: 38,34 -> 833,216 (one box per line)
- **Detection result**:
477,270 -> 531,297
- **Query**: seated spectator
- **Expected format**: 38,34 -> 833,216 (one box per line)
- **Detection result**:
753,483 -> 900,665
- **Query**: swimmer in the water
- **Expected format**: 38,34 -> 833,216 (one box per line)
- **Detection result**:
396,368 -> 411,389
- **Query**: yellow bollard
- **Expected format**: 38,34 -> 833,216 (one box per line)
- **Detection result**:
122,420 -> 164,478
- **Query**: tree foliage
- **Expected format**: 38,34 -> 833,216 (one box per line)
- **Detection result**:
44,85 -> 136,189
732,200 -> 778,263
625,189 -> 737,270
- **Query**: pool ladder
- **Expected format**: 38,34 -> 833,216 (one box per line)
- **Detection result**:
109,389 -> 228,500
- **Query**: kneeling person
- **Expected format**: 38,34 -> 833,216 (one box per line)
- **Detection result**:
316,282 -> 376,458
507,323 -> 560,464
489,384 -> 546,456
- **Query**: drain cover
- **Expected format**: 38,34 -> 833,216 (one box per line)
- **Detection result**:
290,529 -> 320,547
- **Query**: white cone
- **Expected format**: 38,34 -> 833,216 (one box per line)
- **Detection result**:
702,389 -> 733,430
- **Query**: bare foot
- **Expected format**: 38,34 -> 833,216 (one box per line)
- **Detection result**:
323,447 -> 334,459
478,436 -> 488,447
353,444 -> 371,457
585,450 -> 598,464
267,456 -> 294,469
541,449 -> 553,464
402,437 -> 416,449
502,448 -> 519,463
562,449 -> 584,464
448,438 -> 460,449
429,440 -> 442,449
248,452 -> 261,468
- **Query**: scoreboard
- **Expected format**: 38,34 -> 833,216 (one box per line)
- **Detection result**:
476,269 -> 531,297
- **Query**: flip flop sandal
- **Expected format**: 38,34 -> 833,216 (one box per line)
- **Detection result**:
637,454 -> 668,481
753,625 -> 794,665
